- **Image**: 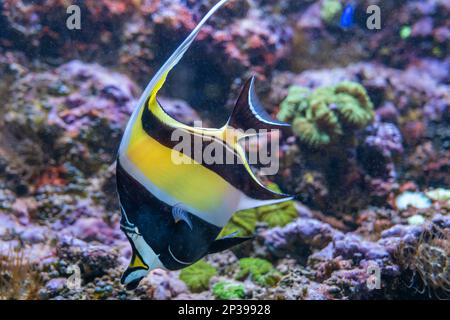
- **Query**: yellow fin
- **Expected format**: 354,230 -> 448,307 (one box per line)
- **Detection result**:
130,252 -> 148,270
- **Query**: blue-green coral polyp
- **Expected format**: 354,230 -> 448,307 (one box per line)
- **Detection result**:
236,258 -> 281,287
179,260 -> 218,293
278,82 -> 374,147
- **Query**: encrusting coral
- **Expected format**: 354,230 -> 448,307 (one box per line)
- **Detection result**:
395,192 -> 432,210
320,0 -> 342,25
426,188 -> 450,205
278,82 -> 374,147
358,121 -> 404,178
212,281 -> 246,300
236,258 -> 281,287
179,260 -> 217,293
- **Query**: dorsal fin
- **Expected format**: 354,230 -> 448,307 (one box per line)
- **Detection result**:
119,0 -> 232,155
228,77 -> 291,132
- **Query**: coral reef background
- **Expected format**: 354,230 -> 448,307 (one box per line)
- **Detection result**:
0,0 -> 448,300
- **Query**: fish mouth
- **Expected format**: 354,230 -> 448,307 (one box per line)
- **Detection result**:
125,278 -> 143,291
120,267 -> 148,290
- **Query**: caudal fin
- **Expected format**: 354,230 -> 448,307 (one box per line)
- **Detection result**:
228,77 -> 291,133
120,239 -> 150,290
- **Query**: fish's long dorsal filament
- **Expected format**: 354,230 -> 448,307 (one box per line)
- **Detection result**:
148,0 -> 233,107
119,0 -> 233,155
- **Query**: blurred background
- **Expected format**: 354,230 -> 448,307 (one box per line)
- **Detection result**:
0,0 -> 448,300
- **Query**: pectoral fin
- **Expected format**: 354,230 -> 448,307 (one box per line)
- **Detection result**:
207,235 -> 254,255
172,204 -> 193,230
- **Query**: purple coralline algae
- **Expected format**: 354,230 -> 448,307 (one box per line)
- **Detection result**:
0,0 -> 448,301
3,60 -> 138,177
263,218 -> 341,261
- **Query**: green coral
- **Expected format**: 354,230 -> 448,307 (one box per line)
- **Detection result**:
320,0 -> 343,24
212,281 -> 246,300
179,260 -> 217,293
219,183 -> 297,237
236,258 -> 281,287
220,208 -> 258,237
400,26 -> 412,39
258,201 -> 297,228
278,82 -> 374,147
276,86 -> 310,122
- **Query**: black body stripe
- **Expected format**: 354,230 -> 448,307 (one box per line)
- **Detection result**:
120,233 -> 148,285
228,77 -> 291,131
142,100 -> 289,201
116,161 -> 221,270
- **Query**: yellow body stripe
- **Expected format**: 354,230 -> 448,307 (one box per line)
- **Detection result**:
147,95 -> 265,192
128,108 -> 235,214
124,28 -> 272,206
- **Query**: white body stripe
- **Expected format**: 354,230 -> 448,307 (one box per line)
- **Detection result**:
130,231 -> 165,269
120,152 -> 292,227
119,153 -> 241,227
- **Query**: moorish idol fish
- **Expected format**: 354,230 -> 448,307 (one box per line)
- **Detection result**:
116,0 -> 293,290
